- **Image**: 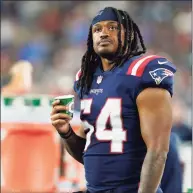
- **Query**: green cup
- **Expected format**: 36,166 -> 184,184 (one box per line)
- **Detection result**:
54,95 -> 74,117
187,188 -> 193,193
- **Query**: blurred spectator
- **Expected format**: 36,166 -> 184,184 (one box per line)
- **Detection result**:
172,99 -> 192,142
1,47 -> 16,88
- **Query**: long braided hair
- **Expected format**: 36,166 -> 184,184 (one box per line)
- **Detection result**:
77,7 -> 146,98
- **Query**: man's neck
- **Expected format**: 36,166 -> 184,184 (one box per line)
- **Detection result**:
101,57 -> 115,71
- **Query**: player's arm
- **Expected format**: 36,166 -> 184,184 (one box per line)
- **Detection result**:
51,99 -> 86,164
136,88 -> 172,193
62,123 -> 86,164
51,67 -> 86,165
60,69 -> 86,164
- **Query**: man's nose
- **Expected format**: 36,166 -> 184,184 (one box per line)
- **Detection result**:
100,27 -> 109,39
100,34 -> 109,39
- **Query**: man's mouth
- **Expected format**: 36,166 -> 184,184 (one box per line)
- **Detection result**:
98,39 -> 112,45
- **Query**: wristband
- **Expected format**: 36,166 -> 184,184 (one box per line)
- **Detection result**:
58,124 -> 73,139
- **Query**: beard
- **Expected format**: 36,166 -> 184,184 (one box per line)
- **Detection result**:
97,50 -> 116,60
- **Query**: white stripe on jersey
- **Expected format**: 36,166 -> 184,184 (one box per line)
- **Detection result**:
131,55 -> 155,76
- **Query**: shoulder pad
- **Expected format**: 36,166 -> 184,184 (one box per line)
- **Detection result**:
126,55 -> 176,77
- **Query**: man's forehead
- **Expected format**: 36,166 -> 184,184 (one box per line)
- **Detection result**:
93,20 -> 118,27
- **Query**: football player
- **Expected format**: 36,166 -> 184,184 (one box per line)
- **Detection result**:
51,7 -> 176,193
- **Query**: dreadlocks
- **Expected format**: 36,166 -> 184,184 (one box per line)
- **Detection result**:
77,7 -> 146,98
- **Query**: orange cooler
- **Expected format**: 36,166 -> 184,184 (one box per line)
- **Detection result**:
1,96 -> 60,192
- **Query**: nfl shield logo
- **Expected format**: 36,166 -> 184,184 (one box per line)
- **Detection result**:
97,76 -> 103,84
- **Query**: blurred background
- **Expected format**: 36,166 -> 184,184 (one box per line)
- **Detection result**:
1,1 -> 192,193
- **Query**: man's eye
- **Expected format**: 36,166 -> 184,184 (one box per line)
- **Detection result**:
109,26 -> 118,30
94,28 -> 101,32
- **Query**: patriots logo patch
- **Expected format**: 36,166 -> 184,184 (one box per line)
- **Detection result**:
149,68 -> 174,85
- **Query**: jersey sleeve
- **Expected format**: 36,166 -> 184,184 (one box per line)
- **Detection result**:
134,56 -> 177,99
73,69 -> 82,98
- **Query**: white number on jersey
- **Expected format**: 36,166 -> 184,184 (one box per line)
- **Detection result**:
81,98 -> 127,153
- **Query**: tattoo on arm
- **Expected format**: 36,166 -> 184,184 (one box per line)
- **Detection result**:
138,150 -> 167,193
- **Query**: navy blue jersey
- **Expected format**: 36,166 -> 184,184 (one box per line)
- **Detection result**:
74,55 -> 176,193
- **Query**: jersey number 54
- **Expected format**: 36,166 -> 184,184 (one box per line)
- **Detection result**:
81,98 -> 127,153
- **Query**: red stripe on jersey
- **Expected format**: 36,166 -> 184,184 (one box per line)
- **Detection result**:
75,69 -> 82,81
126,55 -> 147,75
136,55 -> 160,77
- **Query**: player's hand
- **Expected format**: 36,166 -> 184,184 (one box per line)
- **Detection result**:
50,99 -> 72,134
